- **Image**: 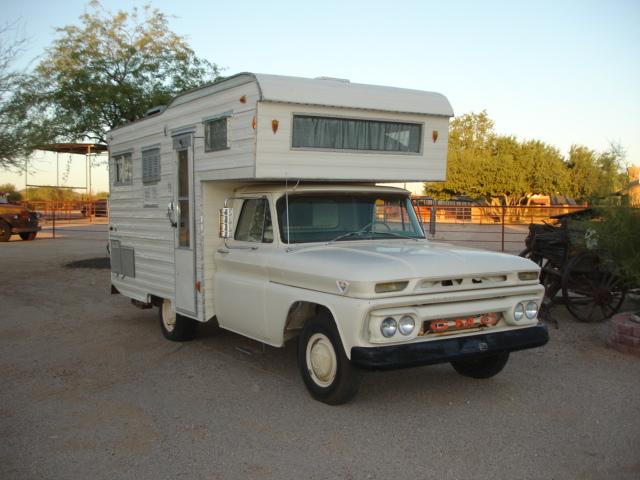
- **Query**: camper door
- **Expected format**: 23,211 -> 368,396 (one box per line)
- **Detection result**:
172,133 -> 197,316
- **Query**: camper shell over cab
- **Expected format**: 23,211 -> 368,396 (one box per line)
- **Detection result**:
108,73 -> 547,404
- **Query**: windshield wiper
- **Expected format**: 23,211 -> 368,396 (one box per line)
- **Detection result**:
329,229 -> 422,243
328,230 -> 372,243
372,231 -> 422,241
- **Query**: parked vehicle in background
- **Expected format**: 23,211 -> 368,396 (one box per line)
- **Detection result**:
0,195 -> 40,242
81,198 -> 108,217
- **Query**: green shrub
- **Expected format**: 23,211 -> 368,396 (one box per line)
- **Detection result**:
591,207 -> 640,287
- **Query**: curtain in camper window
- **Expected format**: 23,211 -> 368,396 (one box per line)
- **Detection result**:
113,153 -> 133,186
292,115 -> 422,153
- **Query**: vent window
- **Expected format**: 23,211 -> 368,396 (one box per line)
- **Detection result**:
204,117 -> 228,152
141,148 -> 161,184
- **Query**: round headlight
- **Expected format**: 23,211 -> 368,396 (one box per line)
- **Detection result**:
380,317 -> 397,338
514,303 -> 525,321
525,301 -> 538,319
398,315 -> 415,335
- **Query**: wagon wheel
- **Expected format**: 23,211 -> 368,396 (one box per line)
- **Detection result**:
561,252 -> 627,322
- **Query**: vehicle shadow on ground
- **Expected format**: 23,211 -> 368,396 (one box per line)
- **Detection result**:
190,316 -> 520,404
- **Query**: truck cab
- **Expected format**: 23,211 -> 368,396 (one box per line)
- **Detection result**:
201,184 -> 546,404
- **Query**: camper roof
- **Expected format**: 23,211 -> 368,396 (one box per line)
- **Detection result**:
169,72 -> 454,117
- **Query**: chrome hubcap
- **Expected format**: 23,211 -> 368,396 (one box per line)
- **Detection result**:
162,300 -> 176,332
306,333 -> 337,387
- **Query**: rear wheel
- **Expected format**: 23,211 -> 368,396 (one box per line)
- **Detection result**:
0,220 -> 11,242
159,298 -> 197,341
298,312 -> 362,405
19,232 -> 37,241
451,352 -> 510,379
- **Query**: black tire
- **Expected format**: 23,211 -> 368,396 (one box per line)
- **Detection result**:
298,312 -> 363,405
0,220 -> 11,242
451,352 -> 510,379
19,232 -> 37,241
159,298 -> 197,341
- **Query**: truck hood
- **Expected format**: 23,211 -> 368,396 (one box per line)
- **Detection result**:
0,204 -> 27,214
269,240 -> 539,298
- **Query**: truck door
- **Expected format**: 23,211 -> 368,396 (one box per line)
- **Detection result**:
172,133 -> 197,316
214,197 -> 274,340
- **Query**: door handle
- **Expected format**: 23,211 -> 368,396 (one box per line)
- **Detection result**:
167,201 -> 177,228
217,248 -> 229,254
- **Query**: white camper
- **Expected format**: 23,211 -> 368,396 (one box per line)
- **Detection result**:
108,73 -> 547,404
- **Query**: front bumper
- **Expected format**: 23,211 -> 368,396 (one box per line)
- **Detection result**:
10,215 -> 40,234
11,225 -> 41,233
351,323 -> 548,370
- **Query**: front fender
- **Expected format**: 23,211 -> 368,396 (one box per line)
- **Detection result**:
264,282 -> 367,359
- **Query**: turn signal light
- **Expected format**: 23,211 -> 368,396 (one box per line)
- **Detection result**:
518,271 -> 539,281
375,281 -> 409,293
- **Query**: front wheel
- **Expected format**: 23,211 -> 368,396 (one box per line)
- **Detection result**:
19,232 -> 37,241
451,352 -> 510,379
0,220 -> 11,242
298,313 -> 362,405
159,298 -> 197,341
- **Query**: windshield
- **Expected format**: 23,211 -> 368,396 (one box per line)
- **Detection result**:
276,193 -> 424,244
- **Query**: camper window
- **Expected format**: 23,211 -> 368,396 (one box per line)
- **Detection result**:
113,153 -> 132,186
234,199 -> 273,243
141,148 -> 161,184
292,115 -> 422,153
204,117 -> 228,152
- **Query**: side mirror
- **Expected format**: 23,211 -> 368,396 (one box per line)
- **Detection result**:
429,207 -> 437,237
219,207 -> 233,239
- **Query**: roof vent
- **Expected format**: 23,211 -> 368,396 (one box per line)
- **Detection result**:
314,76 -> 350,83
145,105 -> 166,117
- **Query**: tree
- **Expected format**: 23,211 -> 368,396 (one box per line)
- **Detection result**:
0,183 -> 22,202
565,142 -> 628,201
426,111 -> 500,200
425,111 -> 570,204
594,143 -> 628,199
0,22 -> 43,169
19,0 -> 220,146
516,139 -> 569,199
565,145 -> 601,200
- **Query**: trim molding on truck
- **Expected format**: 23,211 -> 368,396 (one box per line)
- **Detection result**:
351,323 -> 549,370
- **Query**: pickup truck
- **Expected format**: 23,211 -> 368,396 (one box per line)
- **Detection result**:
200,184 -> 547,404
0,199 -> 40,242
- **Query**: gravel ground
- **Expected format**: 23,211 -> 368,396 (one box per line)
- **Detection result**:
1,228 -> 639,480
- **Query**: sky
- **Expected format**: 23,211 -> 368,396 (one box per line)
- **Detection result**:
1,0 -> 639,193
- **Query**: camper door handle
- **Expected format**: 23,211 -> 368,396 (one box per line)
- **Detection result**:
217,248 -> 229,254
167,202 -> 177,228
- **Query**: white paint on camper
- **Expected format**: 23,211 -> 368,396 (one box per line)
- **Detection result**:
253,73 -> 454,117
254,102 -> 449,181
108,72 -> 454,323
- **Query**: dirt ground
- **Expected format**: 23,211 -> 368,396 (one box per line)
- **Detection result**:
1,227 -> 639,480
